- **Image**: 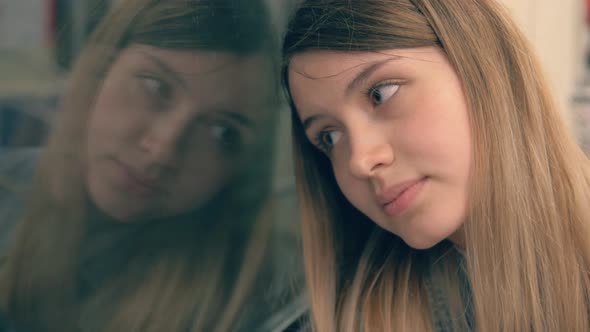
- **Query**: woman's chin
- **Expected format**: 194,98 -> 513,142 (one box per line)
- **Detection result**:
398,231 -> 447,250
91,199 -> 151,224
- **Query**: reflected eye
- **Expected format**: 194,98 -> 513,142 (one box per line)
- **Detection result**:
210,124 -> 243,153
140,76 -> 172,101
369,83 -> 399,105
315,129 -> 342,153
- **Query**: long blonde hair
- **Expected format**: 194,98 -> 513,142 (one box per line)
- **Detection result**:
0,0 -> 280,331
282,0 -> 590,331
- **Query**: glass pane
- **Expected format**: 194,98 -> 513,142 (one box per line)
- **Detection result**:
0,0 -> 305,331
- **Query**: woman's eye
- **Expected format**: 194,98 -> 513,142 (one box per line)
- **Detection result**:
211,124 -> 243,153
316,130 -> 342,152
369,83 -> 399,105
140,76 -> 172,101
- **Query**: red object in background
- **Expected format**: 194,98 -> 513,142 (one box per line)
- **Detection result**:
45,0 -> 56,48
587,0 -> 590,25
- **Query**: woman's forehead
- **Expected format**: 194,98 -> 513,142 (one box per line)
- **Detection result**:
288,47 -> 442,79
119,45 -> 257,73
111,45 -> 276,123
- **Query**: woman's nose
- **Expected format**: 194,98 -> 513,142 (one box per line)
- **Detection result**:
347,125 -> 395,179
139,113 -> 191,173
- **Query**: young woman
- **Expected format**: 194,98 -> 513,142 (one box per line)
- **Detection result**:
282,0 -> 590,331
0,0 -> 303,331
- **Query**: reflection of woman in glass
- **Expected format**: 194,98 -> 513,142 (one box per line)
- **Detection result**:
0,0 -> 289,331
283,0 -> 590,331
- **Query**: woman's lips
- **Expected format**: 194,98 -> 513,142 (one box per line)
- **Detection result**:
112,159 -> 163,196
378,177 -> 428,217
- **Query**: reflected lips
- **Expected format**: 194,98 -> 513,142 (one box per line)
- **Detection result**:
113,159 -> 162,196
378,177 -> 427,217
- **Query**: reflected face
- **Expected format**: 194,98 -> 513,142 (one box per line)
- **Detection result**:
87,45 -> 269,222
288,47 -> 472,249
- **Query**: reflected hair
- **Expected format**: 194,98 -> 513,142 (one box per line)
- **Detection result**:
0,0 -> 279,331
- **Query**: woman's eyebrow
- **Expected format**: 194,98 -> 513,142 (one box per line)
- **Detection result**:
214,110 -> 256,130
345,56 -> 401,96
300,57 -> 402,131
302,114 -> 327,131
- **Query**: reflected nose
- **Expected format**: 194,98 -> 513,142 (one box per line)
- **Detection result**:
139,114 -> 190,174
348,127 -> 394,179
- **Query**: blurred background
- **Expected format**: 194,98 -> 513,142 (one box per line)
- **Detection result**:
501,0 -> 590,153
0,0 -> 588,192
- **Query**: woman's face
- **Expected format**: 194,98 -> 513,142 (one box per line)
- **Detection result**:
288,47 -> 472,249
86,44 -> 270,222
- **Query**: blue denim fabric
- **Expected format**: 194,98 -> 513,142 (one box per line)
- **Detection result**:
424,247 -> 474,332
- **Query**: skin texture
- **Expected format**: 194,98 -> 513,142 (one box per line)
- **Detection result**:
289,47 -> 472,249
87,44 -> 268,222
